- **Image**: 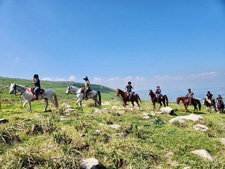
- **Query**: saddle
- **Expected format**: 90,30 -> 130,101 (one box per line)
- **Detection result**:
187,98 -> 192,105
31,88 -> 45,95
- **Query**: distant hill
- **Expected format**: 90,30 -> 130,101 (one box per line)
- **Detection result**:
0,77 -> 118,100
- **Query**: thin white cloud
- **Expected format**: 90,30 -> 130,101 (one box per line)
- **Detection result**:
69,75 -> 76,81
42,77 -> 53,81
55,78 -> 65,81
93,77 -> 102,81
154,75 -> 183,80
107,77 -> 121,81
42,77 -> 65,81
188,72 -> 216,78
136,76 -> 145,81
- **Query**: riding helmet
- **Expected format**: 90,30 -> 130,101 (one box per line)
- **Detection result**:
128,81 -> 131,84
33,74 -> 39,78
157,86 -> 160,88
83,76 -> 88,80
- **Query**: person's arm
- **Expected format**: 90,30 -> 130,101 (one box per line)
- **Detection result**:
193,93 -> 195,98
212,95 -> 213,100
125,86 -> 127,91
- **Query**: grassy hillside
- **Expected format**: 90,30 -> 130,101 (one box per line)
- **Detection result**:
0,77 -> 118,101
0,98 -> 225,168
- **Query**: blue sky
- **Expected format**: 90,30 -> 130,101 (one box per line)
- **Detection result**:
0,0 -> 225,91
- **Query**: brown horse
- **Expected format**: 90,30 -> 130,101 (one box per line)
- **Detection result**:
217,101 -> 224,113
202,98 -> 217,113
148,90 -> 168,109
116,89 -> 141,109
176,97 -> 201,113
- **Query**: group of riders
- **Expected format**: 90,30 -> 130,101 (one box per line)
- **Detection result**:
31,74 -> 224,108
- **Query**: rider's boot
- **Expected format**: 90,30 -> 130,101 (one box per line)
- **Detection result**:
85,92 -> 88,100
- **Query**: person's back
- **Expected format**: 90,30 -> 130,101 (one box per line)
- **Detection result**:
125,82 -> 133,100
155,86 -> 162,103
185,89 -> 194,105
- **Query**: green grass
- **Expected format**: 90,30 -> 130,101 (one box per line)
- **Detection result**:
0,96 -> 225,168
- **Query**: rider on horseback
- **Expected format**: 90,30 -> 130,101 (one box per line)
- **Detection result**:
32,74 -> 41,101
206,91 -> 214,105
216,95 -> 224,106
125,81 -> 133,100
185,88 -> 195,105
155,86 -> 162,103
82,76 -> 91,100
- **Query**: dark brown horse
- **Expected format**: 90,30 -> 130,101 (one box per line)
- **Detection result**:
176,97 -> 201,113
217,101 -> 224,113
202,98 -> 217,113
116,89 -> 141,110
148,90 -> 168,109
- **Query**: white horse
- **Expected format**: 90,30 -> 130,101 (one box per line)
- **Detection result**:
66,86 -> 101,109
9,83 -> 58,112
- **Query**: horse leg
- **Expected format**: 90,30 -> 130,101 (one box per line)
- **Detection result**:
28,101 -> 32,113
153,102 -> 156,109
136,100 -> 140,110
23,101 -> 30,112
49,97 -> 57,109
158,102 -> 162,111
43,98 -> 48,112
131,101 -> 134,107
163,99 -> 166,107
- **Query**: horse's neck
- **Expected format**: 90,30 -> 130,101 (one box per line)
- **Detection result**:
17,85 -> 26,92
150,92 -> 155,99
71,87 -> 79,93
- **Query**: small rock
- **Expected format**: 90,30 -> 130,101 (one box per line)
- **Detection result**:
143,113 -> 150,116
150,111 -> 156,116
169,114 -> 205,124
61,103 -> 71,108
112,106 -> 123,110
65,113 -> 70,116
34,115 -> 40,118
81,158 -> 103,169
193,124 -> 208,132
118,111 -> 125,114
108,124 -> 120,129
114,132 -> 128,137
80,134 -> 86,137
60,116 -> 66,121
65,108 -> 75,113
94,109 -> 102,113
221,138 -> 225,145
160,107 -> 174,115
0,119 -> 9,124
95,130 -> 103,133
143,116 -> 150,119
103,108 -> 110,112
98,123 -> 104,126
190,149 -> 213,161
184,167 -> 191,169
50,157 -> 59,160
156,111 -> 163,114
102,102 -> 111,105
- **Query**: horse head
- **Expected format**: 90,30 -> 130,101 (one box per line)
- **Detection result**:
66,86 -> 71,95
176,97 -> 180,105
116,89 -> 120,96
148,89 -> 153,95
9,83 -> 16,94
202,98 -> 206,105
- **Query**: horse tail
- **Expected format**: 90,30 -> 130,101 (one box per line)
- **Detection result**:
97,91 -> 101,106
53,90 -> 59,108
164,95 -> 169,106
137,94 -> 142,103
198,100 -> 201,111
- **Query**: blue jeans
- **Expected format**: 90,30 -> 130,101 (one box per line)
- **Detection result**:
34,87 -> 40,94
